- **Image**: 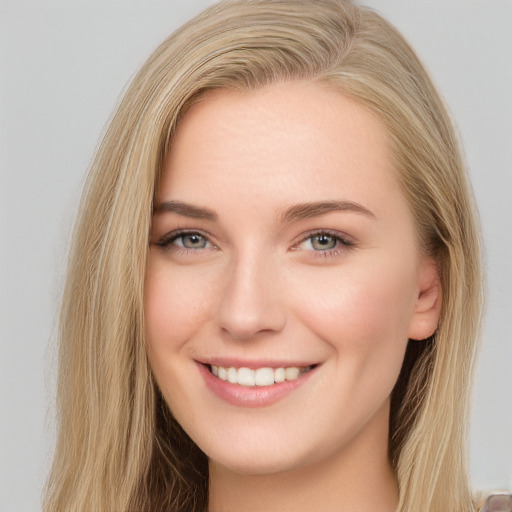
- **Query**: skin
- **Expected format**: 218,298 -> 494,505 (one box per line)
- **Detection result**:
145,81 -> 442,512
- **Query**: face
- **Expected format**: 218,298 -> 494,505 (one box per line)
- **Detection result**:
145,81 -> 441,476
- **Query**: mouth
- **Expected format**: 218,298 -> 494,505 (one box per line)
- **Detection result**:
198,361 -> 319,407
206,364 -> 316,387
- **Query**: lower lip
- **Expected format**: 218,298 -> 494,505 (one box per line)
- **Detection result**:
197,363 -> 316,408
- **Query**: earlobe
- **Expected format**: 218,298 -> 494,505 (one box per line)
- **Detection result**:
407,258 -> 442,341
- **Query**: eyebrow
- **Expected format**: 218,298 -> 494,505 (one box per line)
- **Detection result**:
281,200 -> 376,223
153,199 -> 375,223
153,200 -> 218,221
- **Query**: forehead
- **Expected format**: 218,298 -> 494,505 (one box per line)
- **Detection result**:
158,80 -> 406,224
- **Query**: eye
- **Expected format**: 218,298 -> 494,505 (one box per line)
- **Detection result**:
175,233 -> 209,249
309,233 -> 338,251
155,231 -> 213,251
293,230 -> 354,255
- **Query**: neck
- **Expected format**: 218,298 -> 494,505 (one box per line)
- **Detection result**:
208,402 -> 398,512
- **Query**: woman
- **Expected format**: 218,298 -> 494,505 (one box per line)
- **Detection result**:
43,1 -> 507,511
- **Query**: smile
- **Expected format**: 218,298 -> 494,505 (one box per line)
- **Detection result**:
198,361 -> 318,407
210,365 -> 313,387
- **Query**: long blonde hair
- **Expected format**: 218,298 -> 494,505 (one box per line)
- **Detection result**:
44,1 -> 483,511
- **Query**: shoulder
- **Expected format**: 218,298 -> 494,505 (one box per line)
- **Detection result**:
478,493 -> 512,512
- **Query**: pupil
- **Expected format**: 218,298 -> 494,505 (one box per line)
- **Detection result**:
313,234 -> 335,250
184,234 -> 204,248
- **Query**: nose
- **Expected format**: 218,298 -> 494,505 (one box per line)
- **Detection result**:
216,251 -> 286,341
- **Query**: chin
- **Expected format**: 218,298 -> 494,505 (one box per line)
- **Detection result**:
198,421 -> 339,479
208,448 -> 310,477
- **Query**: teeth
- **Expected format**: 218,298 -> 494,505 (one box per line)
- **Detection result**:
210,365 -> 311,387
255,367 -> 274,386
218,366 -> 227,380
284,367 -> 300,380
274,367 -> 285,383
227,367 -> 237,384
238,367 -> 255,386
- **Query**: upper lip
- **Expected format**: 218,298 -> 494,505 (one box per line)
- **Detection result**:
196,358 -> 318,369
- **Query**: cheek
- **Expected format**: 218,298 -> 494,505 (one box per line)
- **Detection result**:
144,256 -> 217,420
144,255 -> 216,353
292,257 -> 417,374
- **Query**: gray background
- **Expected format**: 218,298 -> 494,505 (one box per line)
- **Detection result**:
1,1 -> 510,510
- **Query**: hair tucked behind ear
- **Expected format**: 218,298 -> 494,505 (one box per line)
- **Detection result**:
44,2 -> 483,511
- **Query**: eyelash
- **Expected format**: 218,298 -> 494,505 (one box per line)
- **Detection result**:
155,230 -> 215,254
292,230 -> 354,258
155,229 -> 354,258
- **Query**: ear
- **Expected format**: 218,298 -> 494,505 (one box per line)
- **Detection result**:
407,257 -> 442,341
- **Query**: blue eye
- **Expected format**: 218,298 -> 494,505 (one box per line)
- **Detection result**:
156,231 -> 211,250
295,231 -> 353,254
309,233 -> 338,250
175,233 -> 209,249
